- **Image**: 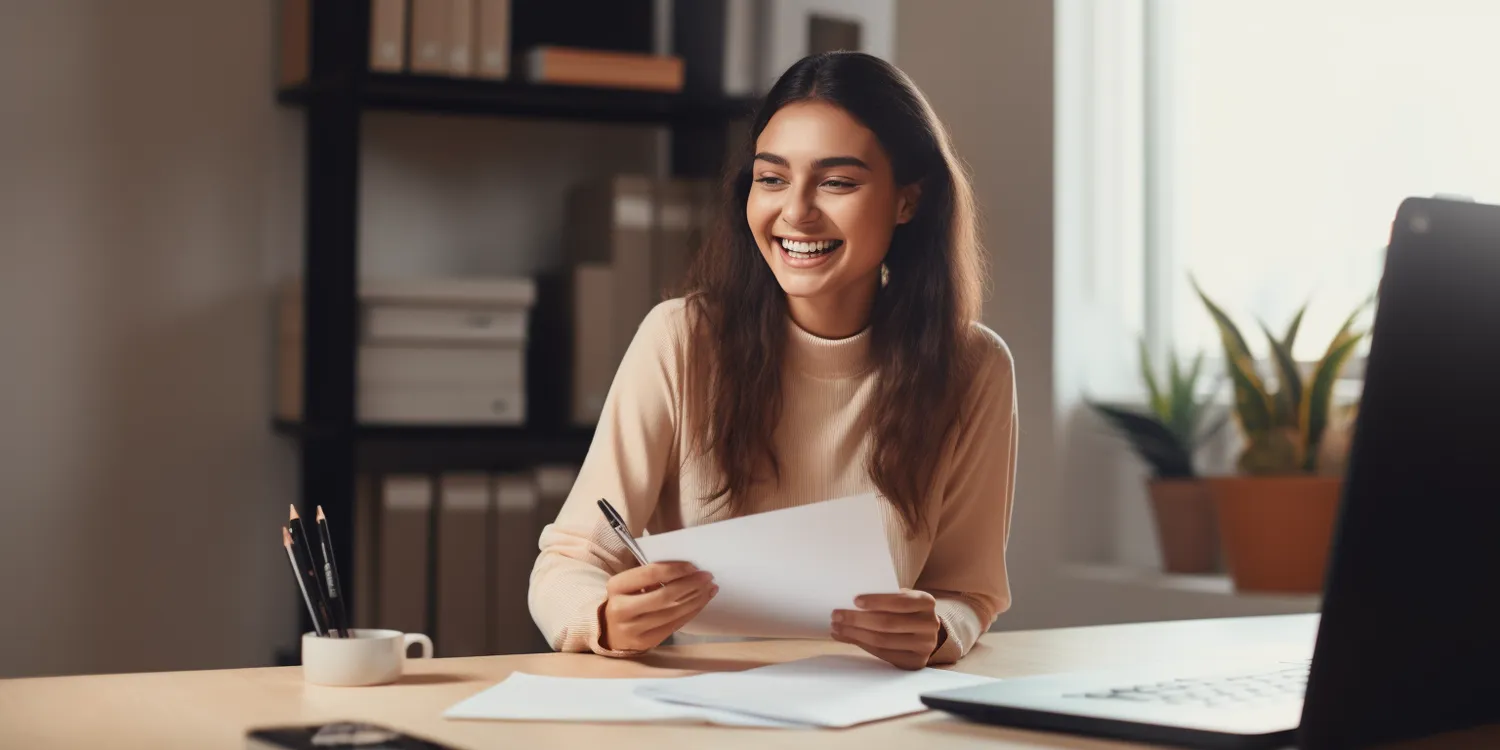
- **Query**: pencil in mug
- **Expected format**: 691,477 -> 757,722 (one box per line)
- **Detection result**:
282,526 -> 326,637
314,505 -> 351,638
289,505 -> 341,637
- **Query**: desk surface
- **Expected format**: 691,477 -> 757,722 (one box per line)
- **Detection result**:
0,615 -> 1325,749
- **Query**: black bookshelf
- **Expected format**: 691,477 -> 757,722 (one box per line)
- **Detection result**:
273,0 -> 748,661
280,73 -> 759,124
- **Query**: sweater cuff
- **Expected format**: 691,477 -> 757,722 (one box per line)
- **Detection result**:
927,597 -> 982,665
585,599 -> 649,658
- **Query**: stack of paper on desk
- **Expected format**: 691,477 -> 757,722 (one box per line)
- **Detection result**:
635,655 -> 999,727
636,493 -> 900,639
441,673 -> 803,727
443,655 -> 998,729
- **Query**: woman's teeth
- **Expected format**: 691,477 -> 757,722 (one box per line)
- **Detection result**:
780,238 -> 843,258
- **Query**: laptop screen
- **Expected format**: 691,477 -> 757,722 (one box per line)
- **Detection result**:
1300,197 -> 1500,748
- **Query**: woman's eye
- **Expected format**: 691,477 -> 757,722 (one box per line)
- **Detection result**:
823,179 -> 857,189
754,176 -> 787,186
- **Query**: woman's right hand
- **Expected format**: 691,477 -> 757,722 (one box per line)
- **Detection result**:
599,562 -> 717,652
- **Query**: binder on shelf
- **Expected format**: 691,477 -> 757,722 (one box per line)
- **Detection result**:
277,0 -> 310,87
437,473 -> 490,657
377,476 -> 433,637
570,264 -> 614,425
353,473 -> 380,629
561,176 -> 714,423
448,0 -> 476,76
409,0 -> 454,75
369,0 -> 407,72
674,0 -> 763,97
565,175 -> 656,368
532,464 -> 579,533
475,0 -> 512,79
523,47 -> 685,92
491,473 -> 544,654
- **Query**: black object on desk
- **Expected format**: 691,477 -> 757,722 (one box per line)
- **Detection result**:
247,722 -> 462,750
922,196 -> 1500,749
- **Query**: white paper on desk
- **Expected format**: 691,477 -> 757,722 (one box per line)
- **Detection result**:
441,672 -> 807,728
635,655 -> 1000,728
636,493 -> 900,638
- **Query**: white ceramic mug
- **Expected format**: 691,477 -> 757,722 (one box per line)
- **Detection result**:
301,629 -> 433,687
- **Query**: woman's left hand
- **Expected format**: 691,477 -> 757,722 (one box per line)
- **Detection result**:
831,589 -> 945,670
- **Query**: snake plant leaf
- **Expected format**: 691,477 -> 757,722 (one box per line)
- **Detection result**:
1282,302 -> 1308,353
1239,427 -> 1306,475
1176,351 -> 1206,441
1300,330 -> 1367,471
1259,319 -> 1303,427
1167,349 -> 1193,441
1087,400 -> 1195,478
1325,293 -> 1375,356
1193,280 -> 1273,433
1139,337 -> 1167,421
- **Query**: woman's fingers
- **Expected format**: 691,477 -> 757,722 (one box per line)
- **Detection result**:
637,588 -> 719,643
831,629 -> 929,671
833,622 -> 933,652
851,590 -> 935,614
834,609 -> 927,634
607,561 -> 700,595
631,583 -> 719,633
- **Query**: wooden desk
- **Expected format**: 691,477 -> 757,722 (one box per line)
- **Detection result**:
0,614 -> 1335,749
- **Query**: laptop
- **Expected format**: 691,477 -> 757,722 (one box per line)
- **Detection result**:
921,196 -> 1500,750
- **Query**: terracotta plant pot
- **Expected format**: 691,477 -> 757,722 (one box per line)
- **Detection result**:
1208,476 -> 1343,594
1147,479 -> 1220,574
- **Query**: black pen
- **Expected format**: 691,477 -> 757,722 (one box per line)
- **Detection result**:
283,526 -> 326,637
597,498 -> 651,566
289,505 -> 340,637
315,505 -> 351,638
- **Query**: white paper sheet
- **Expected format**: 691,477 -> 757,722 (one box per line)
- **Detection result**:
635,493 -> 900,638
635,655 -> 1001,728
441,672 -> 806,728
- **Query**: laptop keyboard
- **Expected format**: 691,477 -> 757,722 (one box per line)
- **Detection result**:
1063,661 -> 1310,709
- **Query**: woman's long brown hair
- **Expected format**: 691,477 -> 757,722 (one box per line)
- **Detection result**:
680,51 -> 987,537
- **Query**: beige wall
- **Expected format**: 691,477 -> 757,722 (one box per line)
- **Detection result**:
0,1 -> 658,678
895,0 -> 1063,629
0,1 -> 298,678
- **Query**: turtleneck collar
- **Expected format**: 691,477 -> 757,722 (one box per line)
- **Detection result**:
784,315 -> 873,379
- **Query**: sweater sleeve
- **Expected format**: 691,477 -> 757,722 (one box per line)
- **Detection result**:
528,300 -> 687,656
921,331 -> 1019,665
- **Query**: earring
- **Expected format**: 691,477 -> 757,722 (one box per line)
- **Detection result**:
880,263 -> 890,287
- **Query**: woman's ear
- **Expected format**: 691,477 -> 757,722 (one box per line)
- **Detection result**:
896,182 -> 922,224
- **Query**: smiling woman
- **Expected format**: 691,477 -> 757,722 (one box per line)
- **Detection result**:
529,51 -> 1019,671
747,101 -> 920,336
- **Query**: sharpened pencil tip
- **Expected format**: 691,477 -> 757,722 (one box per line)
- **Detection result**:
282,526 -> 291,546
316,505 -> 326,522
289,504 -> 299,520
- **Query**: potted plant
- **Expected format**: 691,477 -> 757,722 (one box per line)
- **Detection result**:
1193,280 -> 1371,593
1087,341 -> 1229,574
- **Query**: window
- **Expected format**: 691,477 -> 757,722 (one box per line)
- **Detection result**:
1061,0 -> 1500,378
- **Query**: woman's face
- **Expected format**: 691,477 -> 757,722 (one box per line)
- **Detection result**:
746,100 -> 918,335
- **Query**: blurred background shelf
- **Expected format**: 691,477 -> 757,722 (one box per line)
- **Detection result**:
278,73 -> 759,124
272,419 -> 595,473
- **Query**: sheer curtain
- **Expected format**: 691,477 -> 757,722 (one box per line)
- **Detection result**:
1152,0 -> 1500,363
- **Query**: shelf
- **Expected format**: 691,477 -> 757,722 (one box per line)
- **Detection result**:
277,73 -> 759,125
273,420 -> 595,473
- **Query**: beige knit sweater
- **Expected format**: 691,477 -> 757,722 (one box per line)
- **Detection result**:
527,298 -> 1018,665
